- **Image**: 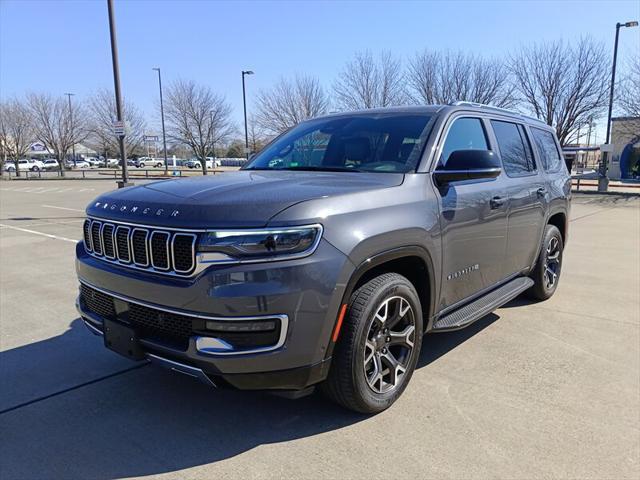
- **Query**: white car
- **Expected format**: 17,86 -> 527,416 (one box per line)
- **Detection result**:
5,159 -> 45,172
106,158 -> 120,168
42,159 -> 60,170
186,158 -> 219,169
135,157 -> 164,168
66,160 -> 90,169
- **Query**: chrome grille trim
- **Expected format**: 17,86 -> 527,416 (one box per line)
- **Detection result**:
91,221 -> 103,256
149,230 -> 171,271
84,217 -> 198,277
171,233 -> 197,274
102,223 -> 116,259
115,226 -> 131,263
131,228 -> 150,267
83,219 -> 93,252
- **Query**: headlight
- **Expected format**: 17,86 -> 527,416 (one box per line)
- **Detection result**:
197,224 -> 322,263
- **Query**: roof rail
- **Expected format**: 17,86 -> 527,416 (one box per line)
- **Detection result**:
448,101 -> 547,126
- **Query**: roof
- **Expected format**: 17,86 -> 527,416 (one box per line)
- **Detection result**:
316,102 -> 549,127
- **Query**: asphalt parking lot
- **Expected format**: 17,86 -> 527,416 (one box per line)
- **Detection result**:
0,179 -> 638,479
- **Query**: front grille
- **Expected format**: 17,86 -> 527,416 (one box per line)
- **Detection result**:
83,218 -> 197,276
80,284 -> 116,319
128,303 -> 194,350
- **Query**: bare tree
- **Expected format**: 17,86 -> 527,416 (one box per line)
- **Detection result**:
0,98 -> 35,176
247,114 -> 270,154
28,93 -> 87,176
407,50 -> 516,108
164,79 -> 234,175
619,57 -> 640,119
333,50 -> 406,110
509,38 -> 609,145
86,88 -> 147,159
255,75 -> 328,135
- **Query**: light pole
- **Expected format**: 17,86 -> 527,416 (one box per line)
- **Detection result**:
64,93 -> 75,167
152,67 -> 169,174
241,70 -> 254,159
107,0 -> 130,188
598,20 -> 638,192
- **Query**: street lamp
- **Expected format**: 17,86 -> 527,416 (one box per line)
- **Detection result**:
241,70 -> 254,159
107,0 -> 130,188
598,20 -> 638,192
152,67 -> 169,174
64,92 -> 75,166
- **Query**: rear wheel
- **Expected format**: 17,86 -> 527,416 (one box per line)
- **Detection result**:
322,273 -> 423,413
527,224 -> 563,300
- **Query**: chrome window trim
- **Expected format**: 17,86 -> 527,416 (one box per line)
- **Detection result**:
78,278 -> 289,356
102,223 -> 116,260
131,228 -> 150,267
115,225 -> 132,263
149,230 -> 171,271
91,221 -> 103,256
171,233 -> 197,274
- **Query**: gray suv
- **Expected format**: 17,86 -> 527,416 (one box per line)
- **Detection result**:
76,102 -> 570,413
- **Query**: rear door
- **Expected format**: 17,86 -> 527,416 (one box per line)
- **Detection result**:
488,119 -> 547,274
435,116 -> 509,310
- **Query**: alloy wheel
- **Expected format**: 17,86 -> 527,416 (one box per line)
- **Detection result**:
363,296 -> 416,394
544,236 -> 561,289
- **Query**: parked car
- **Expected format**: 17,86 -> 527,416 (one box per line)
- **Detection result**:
66,159 -> 91,169
106,158 -> 120,168
76,102 -> 570,413
42,159 -> 60,170
5,159 -> 45,172
185,158 -> 216,169
85,158 -> 101,168
134,157 -> 164,168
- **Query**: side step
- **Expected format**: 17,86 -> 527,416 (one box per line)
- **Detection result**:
432,277 -> 534,332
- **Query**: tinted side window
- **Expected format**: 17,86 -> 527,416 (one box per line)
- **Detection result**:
491,120 -> 534,176
531,128 -> 563,172
440,118 -> 488,165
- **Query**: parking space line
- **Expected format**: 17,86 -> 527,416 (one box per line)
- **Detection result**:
0,223 -> 78,243
41,204 -> 85,212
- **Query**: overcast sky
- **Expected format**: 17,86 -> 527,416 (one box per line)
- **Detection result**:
1,0 -> 639,141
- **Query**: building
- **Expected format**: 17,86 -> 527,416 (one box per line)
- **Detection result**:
608,117 -> 640,180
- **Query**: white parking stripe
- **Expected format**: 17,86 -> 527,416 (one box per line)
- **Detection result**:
41,204 -> 85,212
0,223 -> 77,243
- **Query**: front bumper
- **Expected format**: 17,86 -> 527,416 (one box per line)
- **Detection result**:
75,238 -> 353,390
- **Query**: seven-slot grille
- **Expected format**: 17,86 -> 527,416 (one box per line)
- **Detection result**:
83,218 -> 196,275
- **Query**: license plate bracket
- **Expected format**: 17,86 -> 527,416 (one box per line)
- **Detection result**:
103,318 -> 146,361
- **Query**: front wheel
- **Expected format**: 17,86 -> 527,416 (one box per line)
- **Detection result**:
321,273 -> 423,414
527,224 -> 564,300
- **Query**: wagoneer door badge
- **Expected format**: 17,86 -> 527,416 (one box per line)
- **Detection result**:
447,264 -> 480,281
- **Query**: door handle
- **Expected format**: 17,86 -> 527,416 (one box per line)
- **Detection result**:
536,187 -> 547,197
490,196 -> 505,209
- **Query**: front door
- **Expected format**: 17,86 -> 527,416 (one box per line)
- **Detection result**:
435,116 -> 509,312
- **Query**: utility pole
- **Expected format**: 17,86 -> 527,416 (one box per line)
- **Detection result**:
107,0 -> 131,188
241,70 -> 254,159
152,67 -> 169,174
64,93 -> 76,166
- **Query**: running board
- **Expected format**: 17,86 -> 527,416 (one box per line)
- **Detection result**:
432,277 -> 534,332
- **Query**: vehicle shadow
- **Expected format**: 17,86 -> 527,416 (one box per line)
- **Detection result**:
0,313 -> 499,479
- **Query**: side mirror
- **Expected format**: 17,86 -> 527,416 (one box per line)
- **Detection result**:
434,150 -> 501,184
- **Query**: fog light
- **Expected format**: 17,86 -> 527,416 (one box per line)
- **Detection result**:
205,320 -> 277,332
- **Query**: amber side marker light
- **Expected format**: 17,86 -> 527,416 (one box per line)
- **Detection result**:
332,304 -> 348,342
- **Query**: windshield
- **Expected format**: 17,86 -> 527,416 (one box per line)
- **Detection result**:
244,113 -> 433,173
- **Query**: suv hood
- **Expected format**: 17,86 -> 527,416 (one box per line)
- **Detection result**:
85,170 -> 404,228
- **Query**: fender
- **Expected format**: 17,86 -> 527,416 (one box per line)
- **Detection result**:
323,245 -> 438,361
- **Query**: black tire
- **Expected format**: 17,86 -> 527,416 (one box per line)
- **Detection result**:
527,224 -> 564,301
31,166 -> 40,172
321,273 -> 423,414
